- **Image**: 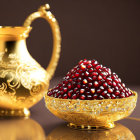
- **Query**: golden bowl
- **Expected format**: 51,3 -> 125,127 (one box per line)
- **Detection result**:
46,123 -> 136,140
45,91 -> 137,129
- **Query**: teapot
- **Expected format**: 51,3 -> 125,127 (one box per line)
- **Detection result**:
0,4 -> 61,117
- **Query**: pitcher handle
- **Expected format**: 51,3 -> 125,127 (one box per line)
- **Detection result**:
23,4 -> 61,81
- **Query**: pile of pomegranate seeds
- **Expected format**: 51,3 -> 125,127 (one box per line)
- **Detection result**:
47,59 -> 133,100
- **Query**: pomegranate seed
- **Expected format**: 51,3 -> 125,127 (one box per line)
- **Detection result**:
81,64 -> 86,70
93,94 -> 98,99
68,84 -> 72,89
85,71 -> 89,76
80,89 -> 85,94
77,83 -> 81,88
87,95 -> 92,100
115,90 -> 120,96
87,64 -> 92,68
101,90 -> 107,96
80,94 -> 86,100
75,73 -> 80,77
83,79 -> 88,84
91,88 -> 95,94
63,94 -> 68,99
89,68 -> 94,73
94,81 -> 99,87
63,87 -> 67,92
108,88 -> 113,93
99,95 -> 104,100
98,75 -> 102,80
87,77 -> 92,82
68,90 -> 73,97
111,94 -> 116,99
92,76 -> 97,80
48,59 -> 133,100
72,93 -> 77,99
88,83 -> 93,87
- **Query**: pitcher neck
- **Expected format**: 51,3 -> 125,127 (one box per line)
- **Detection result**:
0,39 -> 29,57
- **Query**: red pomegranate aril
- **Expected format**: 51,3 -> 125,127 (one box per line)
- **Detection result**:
103,82 -> 108,88
68,90 -> 73,97
108,88 -> 113,93
98,75 -> 102,80
85,86 -> 90,91
99,86 -> 104,91
111,94 -> 116,99
80,89 -> 85,94
120,92 -> 125,98
87,95 -> 93,100
88,83 -> 93,87
99,95 -> 104,100
93,94 -> 98,99
80,94 -> 86,100
95,65 -> 101,70
87,77 -> 92,82
63,94 -> 68,99
87,64 -> 92,68
72,93 -> 77,99
97,89 -> 102,93
101,90 -> 107,96
63,87 -> 67,92
81,73 -> 85,77
105,93 -> 111,99
113,82 -> 116,86
85,71 -> 89,76
91,88 -> 95,94
83,79 -> 88,84
94,81 -> 99,87
77,83 -> 81,88
77,77 -> 82,82
86,91 -> 90,95
68,84 -> 72,89
115,90 -> 120,96
74,87 -> 78,92
125,92 -> 129,97
48,91 -> 53,96
48,59 -> 133,100
75,73 -> 80,77
89,68 -> 94,73
81,64 -> 86,70
92,76 -> 97,80
92,61 -> 98,67
92,72 -> 98,76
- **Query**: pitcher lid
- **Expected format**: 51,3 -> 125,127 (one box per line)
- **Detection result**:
0,26 -> 32,41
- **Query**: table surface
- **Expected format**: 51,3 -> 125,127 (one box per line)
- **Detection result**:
0,78 -> 139,140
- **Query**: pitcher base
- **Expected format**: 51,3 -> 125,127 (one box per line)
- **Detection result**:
0,108 -> 30,117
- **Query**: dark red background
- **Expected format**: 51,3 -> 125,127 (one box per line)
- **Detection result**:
0,0 -> 140,85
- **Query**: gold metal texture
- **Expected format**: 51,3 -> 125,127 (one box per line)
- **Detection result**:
0,4 -> 61,117
46,123 -> 135,140
45,91 -> 137,129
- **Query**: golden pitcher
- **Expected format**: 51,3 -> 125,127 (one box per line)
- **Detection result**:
0,4 -> 61,117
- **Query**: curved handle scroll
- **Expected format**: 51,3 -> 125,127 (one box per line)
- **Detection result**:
23,4 -> 61,81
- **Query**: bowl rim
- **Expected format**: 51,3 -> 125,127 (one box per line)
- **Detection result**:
45,90 -> 137,102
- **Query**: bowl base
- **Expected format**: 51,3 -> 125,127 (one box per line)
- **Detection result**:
68,122 -> 115,130
0,108 -> 30,117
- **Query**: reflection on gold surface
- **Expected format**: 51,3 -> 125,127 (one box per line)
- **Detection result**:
45,91 -> 137,129
0,118 -> 46,140
46,123 -> 135,140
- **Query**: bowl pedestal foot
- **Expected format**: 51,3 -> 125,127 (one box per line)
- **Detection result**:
0,108 -> 30,117
68,122 -> 115,130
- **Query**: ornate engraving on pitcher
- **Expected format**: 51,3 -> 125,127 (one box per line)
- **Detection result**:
0,50 -> 48,109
